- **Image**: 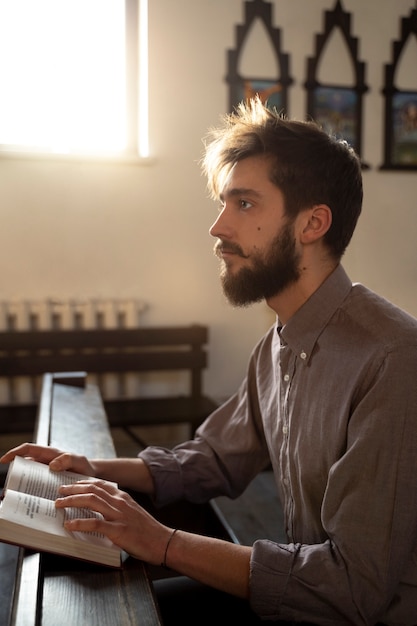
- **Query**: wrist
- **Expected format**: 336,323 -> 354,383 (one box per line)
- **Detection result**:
161,528 -> 178,569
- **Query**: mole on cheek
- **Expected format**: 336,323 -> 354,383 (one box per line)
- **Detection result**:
257,226 -> 261,231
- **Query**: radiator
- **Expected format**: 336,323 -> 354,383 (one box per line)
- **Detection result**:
0,298 -> 148,404
0,298 -> 147,332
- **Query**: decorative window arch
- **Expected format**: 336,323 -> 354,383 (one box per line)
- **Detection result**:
226,0 -> 292,114
305,0 -> 368,165
381,6 -> 417,170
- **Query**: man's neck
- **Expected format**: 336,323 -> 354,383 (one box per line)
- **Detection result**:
267,260 -> 338,324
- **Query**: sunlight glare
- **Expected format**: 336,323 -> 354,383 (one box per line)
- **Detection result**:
0,0 -> 127,155
139,0 -> 149,157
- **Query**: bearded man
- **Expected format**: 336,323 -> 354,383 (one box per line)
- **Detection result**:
3,99 -> 417,626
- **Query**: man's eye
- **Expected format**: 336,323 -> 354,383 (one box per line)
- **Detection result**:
240,200 -> 252,210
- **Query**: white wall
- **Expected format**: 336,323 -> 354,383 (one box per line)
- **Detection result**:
0,0 -> 416,401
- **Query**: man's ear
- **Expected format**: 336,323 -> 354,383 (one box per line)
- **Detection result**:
299,204 -> 332,244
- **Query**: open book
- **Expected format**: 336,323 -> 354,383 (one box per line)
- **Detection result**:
0,456 -> 123,567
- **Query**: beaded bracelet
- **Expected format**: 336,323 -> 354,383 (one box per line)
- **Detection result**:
161,528 -> 178,569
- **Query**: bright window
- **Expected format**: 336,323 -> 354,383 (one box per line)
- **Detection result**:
0,0 -> 148,158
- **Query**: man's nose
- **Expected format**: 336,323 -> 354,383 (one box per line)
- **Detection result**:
209,208 -> 233,239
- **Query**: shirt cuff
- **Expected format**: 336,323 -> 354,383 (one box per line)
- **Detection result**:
250,539 -> 299,620
138,447 -> 185,506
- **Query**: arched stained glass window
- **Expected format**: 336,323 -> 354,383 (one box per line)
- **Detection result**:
226,0 -> 292,114
305,0 -> 368,165
382,5 -> 417,170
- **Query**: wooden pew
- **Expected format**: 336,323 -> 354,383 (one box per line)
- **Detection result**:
1,372 -> 162,626
211,471 -> 287,546
0,324 -> 218,439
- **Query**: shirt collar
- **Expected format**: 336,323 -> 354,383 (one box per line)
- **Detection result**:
278,265 -> 353,364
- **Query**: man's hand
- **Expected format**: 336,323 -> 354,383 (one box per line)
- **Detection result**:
0,443 -> 155,495
56,478 -> 251,598
0,443 -> 96,476
56,479 -> 171,564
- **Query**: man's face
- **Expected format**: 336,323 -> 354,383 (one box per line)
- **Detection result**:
210,156 -> 301,307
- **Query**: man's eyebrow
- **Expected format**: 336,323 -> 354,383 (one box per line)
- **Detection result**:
219,187 -> 262,201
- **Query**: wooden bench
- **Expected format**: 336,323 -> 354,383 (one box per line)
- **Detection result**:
0,372 -> 162,626
0,324 -> 218,438
211,471 -> 287,546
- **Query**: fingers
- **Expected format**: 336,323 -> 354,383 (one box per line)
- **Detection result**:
56,481 -> 135,544
55,480 -> 170,563
0,443 -> 62,465
0,444 -> 94,476
56,480 -> 125,522
48,452 -> 92,475
59,479 -> 120,498
62,514 -> 122,536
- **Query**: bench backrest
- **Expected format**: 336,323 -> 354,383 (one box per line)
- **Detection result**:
0,324 -> 210,403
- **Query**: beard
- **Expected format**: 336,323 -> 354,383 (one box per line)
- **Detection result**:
215,220 -> 301,307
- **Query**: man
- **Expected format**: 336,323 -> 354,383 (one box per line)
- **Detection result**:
2,99 -> 417,625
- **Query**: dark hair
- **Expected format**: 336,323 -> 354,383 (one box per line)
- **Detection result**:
202,98 -> 363,260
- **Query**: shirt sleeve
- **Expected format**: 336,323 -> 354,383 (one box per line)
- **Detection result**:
139,353 -> 271,507
249,345 -> 417,625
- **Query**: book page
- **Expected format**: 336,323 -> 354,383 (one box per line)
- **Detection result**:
0,490 -> 69,536
5,456 -> 95,501
0,489 -> 115,548
0,456 -> 120,565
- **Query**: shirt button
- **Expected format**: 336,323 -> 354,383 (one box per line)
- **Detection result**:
300,351 -> 307,360
284,374 -> 290,382
282,425 -> 288,434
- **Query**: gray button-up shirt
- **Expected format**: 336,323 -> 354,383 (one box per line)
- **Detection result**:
140,265 -> 417,625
